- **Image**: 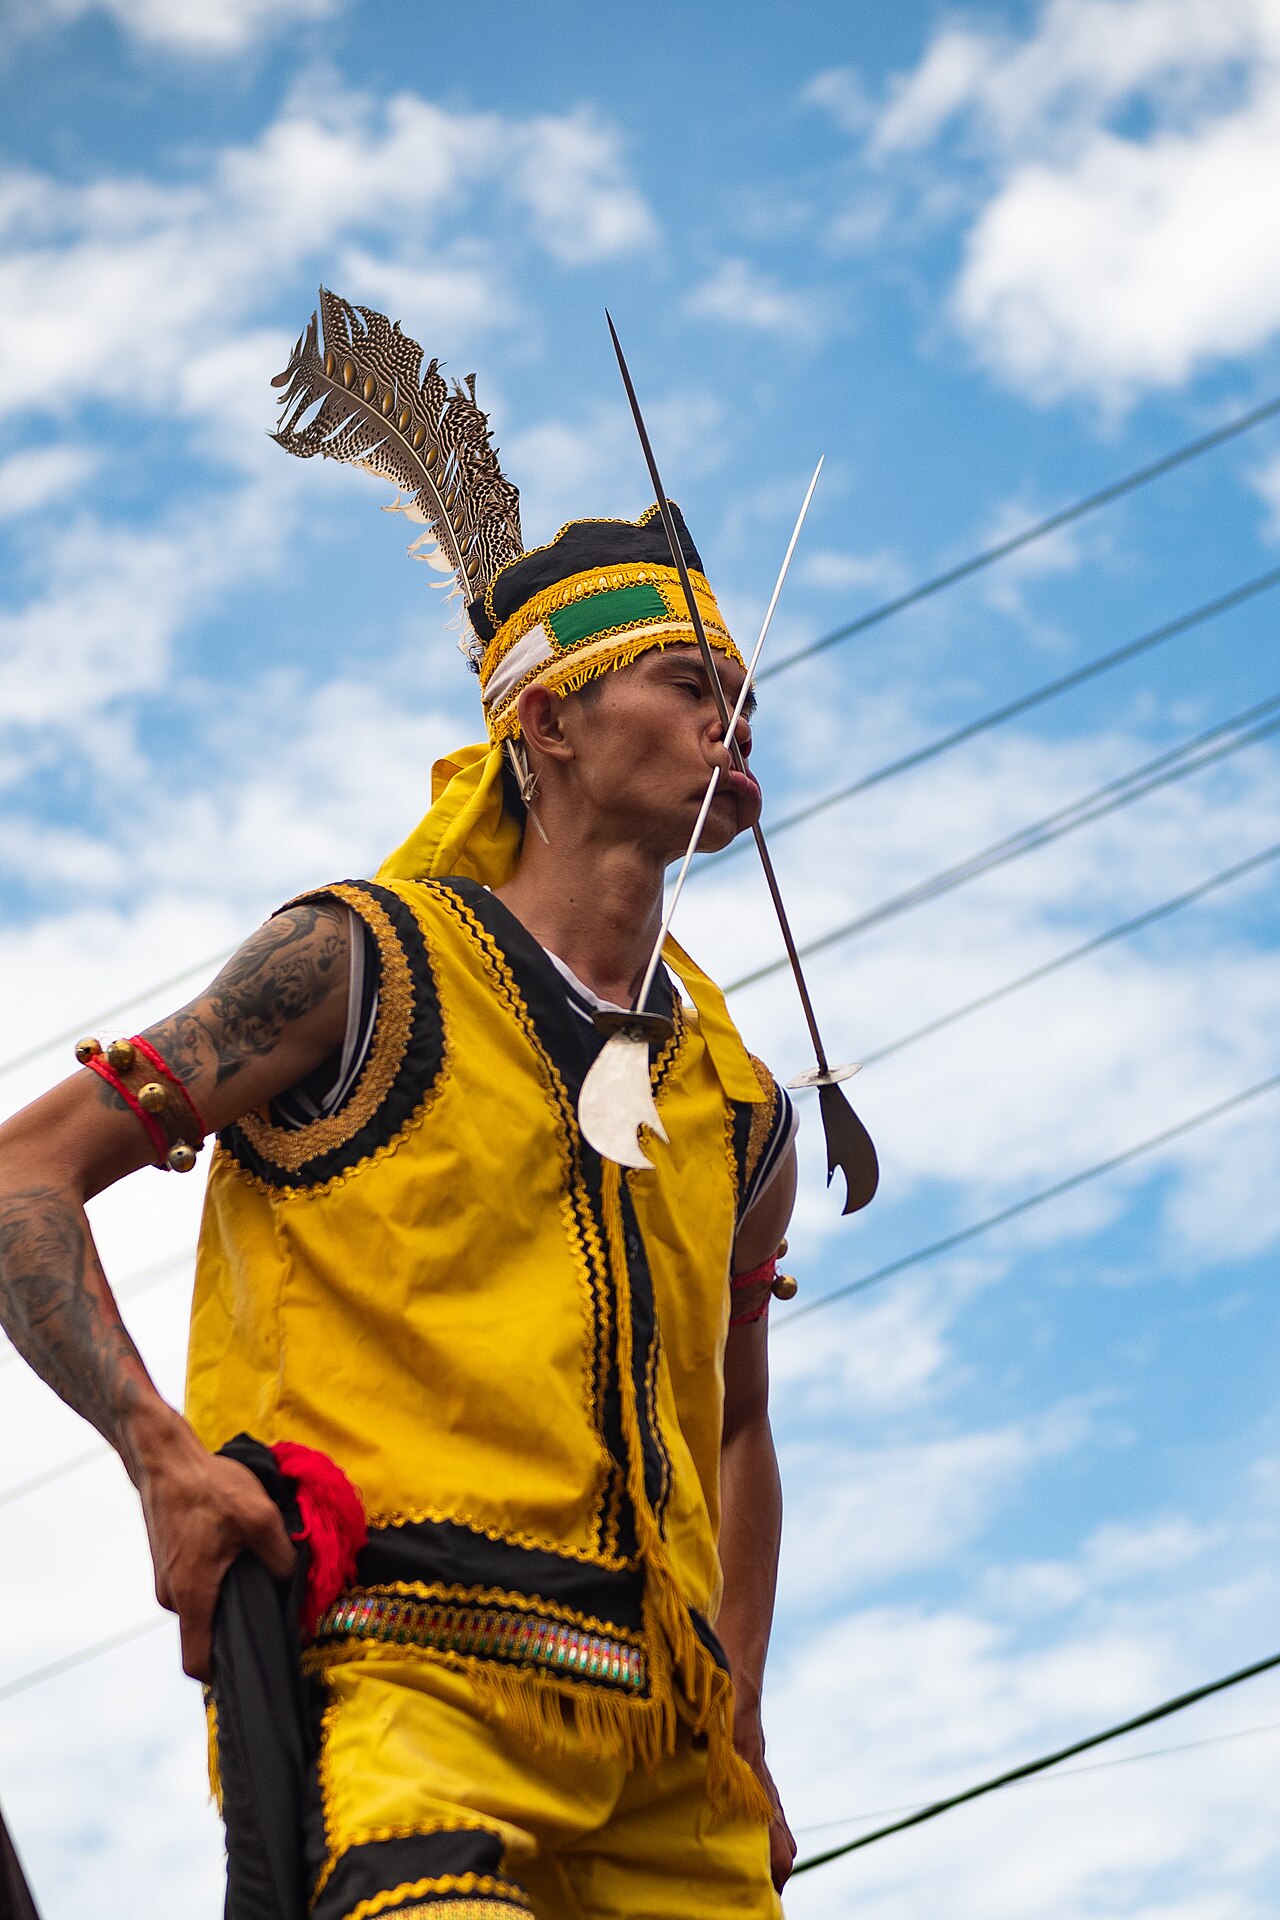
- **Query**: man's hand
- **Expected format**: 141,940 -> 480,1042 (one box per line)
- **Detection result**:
134,1419 -> 297,1682
735,1714 -> 797,1891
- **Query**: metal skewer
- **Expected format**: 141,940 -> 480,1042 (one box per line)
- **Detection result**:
599,313 -> 878,1212
580,460 -> 825,1170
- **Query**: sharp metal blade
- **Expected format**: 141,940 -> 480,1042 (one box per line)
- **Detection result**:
818,1081 -> 880,1216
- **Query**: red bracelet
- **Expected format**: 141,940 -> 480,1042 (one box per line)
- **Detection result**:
729,1253 -> 777,1327
130,1034 -> 207,1137
85,1055 -> 169,1165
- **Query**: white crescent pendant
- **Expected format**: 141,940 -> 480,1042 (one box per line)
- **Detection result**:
578,1031 -> 670,1170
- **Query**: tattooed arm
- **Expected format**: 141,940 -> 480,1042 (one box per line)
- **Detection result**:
0,901 -> 350,1679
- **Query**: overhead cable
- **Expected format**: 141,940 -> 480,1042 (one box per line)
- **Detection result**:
792,1649 -> 1280,1874
794,1717 -> 1280,1835
726,693 -> 1280,995
780,1069 -> 1280,1325
0,949 -> 236,1087
710,565 -> 1280,868
0,1245 -> 195,1376
7,566 -> 1279,1088
760,390 -> 1280,682
858,840 -> 1280,1068
0,1617 -> 164,1704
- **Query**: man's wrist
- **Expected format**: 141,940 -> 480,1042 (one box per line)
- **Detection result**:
116,1393 -> 195,1490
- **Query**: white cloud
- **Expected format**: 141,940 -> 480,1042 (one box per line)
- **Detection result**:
17,0 -> 342,54
0,444 -> 98,520
687,258 -> 824,339
838,0 -> 1280,405
514,113 -> 658,263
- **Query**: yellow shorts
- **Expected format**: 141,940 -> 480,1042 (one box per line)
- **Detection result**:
305,1653 -> 782,1920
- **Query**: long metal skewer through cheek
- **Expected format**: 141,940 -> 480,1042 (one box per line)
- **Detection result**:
579,462 -> 819,1171
603,313 -> 878,1212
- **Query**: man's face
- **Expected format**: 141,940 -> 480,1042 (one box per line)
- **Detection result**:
554,643 -> 761,860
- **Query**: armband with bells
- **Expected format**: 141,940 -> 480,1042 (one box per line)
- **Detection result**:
74,1035 -> 207,1173
728,1240 -> 799,1327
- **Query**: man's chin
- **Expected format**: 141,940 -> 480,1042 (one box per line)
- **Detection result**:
697,785 -> 759,851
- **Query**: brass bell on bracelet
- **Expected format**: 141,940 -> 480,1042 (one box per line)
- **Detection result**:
166,1143 -> 198,1174
138,1082 -> 168,1114
74,1037 -> 102,1064
771,1272 -> 798,1301
105,1038 -> 136,1072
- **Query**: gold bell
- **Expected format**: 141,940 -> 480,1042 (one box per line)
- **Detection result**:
74,1036 -> 103,1064
138,1082 -> 167,1114
166,1143 -> 198,1174
105,1039 -> 136,1072
771,1272 -> 799,1302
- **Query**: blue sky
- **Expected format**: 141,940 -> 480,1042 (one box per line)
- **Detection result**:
2,2 -> 1280,1915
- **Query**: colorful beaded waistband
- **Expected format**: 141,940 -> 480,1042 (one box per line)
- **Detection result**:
313,1591 -> 648,1695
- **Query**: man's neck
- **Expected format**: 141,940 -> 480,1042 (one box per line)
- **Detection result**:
493,828 -> 665,1009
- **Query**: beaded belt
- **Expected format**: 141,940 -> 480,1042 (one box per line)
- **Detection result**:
314,1591 -> 648,1694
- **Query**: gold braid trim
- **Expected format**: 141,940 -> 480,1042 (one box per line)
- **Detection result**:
480,560 -> 734,678
343,1876 -> 531,1920
233,882 -> 418,1176
741,1054 -> 781,1199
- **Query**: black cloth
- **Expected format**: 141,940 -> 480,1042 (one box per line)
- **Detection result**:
0,1800 -> 39,1920
213,1436 -> 314,1920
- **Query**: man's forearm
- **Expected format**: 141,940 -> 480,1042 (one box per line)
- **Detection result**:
717,1412 -> 783,1734
0,1181 -> 174,1478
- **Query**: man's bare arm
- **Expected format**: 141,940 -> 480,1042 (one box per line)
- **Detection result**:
0,900 -> 351,1677
719,1141 -> 798,1892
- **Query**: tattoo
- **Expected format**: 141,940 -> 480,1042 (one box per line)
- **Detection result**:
0,1186 -> 144,1444
143,902 -> 346,1090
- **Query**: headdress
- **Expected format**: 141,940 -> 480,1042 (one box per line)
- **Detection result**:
272,287 -> 742,753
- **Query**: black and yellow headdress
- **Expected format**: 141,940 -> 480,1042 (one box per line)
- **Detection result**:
271,288 -> 760,1100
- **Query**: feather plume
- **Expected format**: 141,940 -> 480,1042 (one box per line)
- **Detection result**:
271,287 -> 523,660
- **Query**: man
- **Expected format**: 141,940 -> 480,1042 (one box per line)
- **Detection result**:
0,293 -> 802,1918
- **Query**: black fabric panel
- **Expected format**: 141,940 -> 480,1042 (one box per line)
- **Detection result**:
729,1098 -> 756,1220
0,1800 -> 40,1920
690,1608 -> 731,1676
213,1435 -> 312,1920
616,1175 -> 673,1528
219,881 -> 444,1191
313,1832 -> 514,1920
466,501 -> 705,645
357,1517 -> 645,1633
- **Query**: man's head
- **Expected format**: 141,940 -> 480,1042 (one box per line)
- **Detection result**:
513,644 -> 760,861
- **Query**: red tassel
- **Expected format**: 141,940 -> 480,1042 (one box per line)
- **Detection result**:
268,1441 -> 367,1643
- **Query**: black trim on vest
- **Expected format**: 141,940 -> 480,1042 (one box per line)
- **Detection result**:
434,878 -> 677,1556
312,1832 -> 518,1920
729,1097 -> 756,1219
218,880 -> 445,1191
357,1516 -> 646,1633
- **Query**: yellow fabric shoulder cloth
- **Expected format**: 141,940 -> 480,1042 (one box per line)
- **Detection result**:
187,874 -> 779,1820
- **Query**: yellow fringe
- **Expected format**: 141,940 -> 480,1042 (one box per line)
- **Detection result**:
487,627 -> 744,744
204,1694 -> 223,1812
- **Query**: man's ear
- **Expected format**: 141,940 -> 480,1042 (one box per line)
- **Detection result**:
517,682 -> 574,761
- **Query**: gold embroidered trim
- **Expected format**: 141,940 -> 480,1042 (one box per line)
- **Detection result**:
313,1591 -> 648,1692
480,561 -> 728,683
741,1053 -> 780,1199
234,883 -> 417,1175
344,1875 -> 530,1920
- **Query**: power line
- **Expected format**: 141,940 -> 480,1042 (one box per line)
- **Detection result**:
0,1617 -> 164,1704
781,1069 -> 1280,1325
0,1446 -> 105,1514
710,565 -> 1280,868
0,948 -> 235,1087
792,1649 -> 1280,1875
794,1717 -> 1280,1835
760,390 -> 1280,683
726,694 -> 1280,995
7,565 -> 1279,1089
0,1245 -> 195,1376
858,840 -> 1280,1068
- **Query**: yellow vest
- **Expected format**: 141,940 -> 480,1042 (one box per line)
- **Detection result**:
187,876 -> 780,1810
